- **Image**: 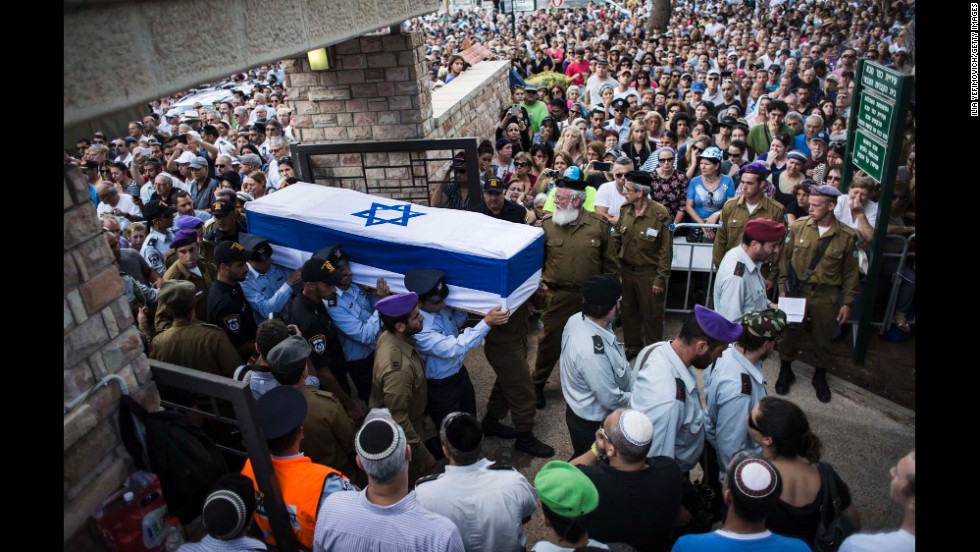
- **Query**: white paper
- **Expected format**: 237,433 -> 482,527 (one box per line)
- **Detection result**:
778,297 -> 807,323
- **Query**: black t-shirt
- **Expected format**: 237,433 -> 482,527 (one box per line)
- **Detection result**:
469,199 -> 528,224
207,280 -> 257,348
288,294 -> 346,372
766,462 -> 852,544
578,457 -> 683,552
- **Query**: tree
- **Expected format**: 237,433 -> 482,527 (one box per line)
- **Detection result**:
647,0 -> 671,34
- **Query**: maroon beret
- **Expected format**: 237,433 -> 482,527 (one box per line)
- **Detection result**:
744,219 -> 787,243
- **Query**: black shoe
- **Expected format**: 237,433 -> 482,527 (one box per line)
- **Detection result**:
481,415 -> 517,439
534,384 -> 546,409
774,363 -> 796,395
515,432 -> 555,458
812,369 -> 832,403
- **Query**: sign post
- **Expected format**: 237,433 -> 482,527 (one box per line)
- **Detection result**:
842,60 -> 914,364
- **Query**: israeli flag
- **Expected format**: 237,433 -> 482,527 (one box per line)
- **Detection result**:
245,183 -> 544,314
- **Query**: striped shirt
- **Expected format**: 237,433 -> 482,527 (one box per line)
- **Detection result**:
313,489 -> 463,552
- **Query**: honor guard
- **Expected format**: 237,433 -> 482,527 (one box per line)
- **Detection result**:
713,219 -> 786,322
238,233 -> 302,324
139,198 -> 177,276
208,240 -> 259,361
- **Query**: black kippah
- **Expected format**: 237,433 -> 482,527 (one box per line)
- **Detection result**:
202,474 -> 255,540
444,413 -> 483,453
356,419 -> 399,461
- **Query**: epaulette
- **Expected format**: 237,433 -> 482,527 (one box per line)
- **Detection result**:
486,462 -> 517,471
593,335 -> 605,354
740,373 -> 752,395
734,261 -> 745,277
414,473 -> 442,486
675,378 -> 686,402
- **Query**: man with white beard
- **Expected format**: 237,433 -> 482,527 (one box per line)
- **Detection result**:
533,171 -> 619,409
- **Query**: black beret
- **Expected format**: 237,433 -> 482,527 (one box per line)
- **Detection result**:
582,273 -> 622,304
405,268 -> 449,303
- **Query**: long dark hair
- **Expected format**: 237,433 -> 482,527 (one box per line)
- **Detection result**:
757,397 -> 822,463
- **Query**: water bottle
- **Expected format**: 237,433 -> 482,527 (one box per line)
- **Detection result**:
165,517 -> 184,551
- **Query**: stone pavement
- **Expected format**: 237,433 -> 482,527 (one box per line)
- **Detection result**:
448,313 -> 915,546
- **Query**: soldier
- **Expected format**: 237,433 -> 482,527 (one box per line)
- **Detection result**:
404,268 -> 509,456
713,219 -> 786,322
559,274 -> 635,457
369,292 -> 433,483
267,335 -> 358,483
534,176 -> 619,409
290,256 -> 365,423
204,198 -> 245,244
712,161 -> 786,271
155,229 -> 217,333
164,216 -> 214,270
207,240 -> 258,362
238,233 -> 302,325
776,185 -> 860,403
139,198 -> 176,276
614,170 -> 673,359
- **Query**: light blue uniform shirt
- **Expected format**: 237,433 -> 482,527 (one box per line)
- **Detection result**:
140,228 -> 174,275
628,341 -> 705,472
326,285 -> 382,362
241,263 -> 296,324
704,345 -> 766,483
415,309 -> 490,380
559,312 -> 635,422
713,245 -> 769,322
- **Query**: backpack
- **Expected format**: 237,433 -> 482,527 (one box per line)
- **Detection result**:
118,395 -> 228,524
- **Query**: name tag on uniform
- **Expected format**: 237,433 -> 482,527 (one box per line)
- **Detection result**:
645,228 -> 659,238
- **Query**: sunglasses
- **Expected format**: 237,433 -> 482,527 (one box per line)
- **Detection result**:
514,162 -> 529,167
277,156 -> 292,164
658,156 -> 674,162
748,414 -> 763,433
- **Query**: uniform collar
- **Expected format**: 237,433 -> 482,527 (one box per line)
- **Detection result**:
384,330 -> 417,353
736,245 -> 761,272
804,215 -> 843,238
582,314 -> 616,341
445,457 -> 493,474
728,345 -> 765,385
665,341 -> 698,391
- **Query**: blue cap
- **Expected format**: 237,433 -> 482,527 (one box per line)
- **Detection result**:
810,131 -> 830,144
809,184 -> 843,197
376,292 -> 419,317
694,304 -> 743,342
257,386 -> 308,440
563,166 -> 583,181
691,81 -> 707,93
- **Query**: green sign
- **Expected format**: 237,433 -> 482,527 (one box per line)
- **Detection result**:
856,92 -> 895,143
852,131 -> 887,183
859,62 -> 902,102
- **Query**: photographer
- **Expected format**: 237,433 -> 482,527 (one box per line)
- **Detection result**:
496,86 -> 532,152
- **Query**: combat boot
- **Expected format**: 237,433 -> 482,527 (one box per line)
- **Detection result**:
515,432 -> 555,458
481,415 -> 517,439
774,361 -> 796,395
812,367 -> 832,403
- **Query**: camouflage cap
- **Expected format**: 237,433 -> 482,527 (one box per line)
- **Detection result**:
740,308 -> 788,339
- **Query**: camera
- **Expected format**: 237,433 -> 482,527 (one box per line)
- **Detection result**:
545,169 -> 560,178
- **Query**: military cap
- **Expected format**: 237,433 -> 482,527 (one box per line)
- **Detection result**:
158,280 -> 196,312
141,199 -> 177,223
694,304 -> 743,342
211,198 -> 236,218
375,292 -> 419,318
740,308 -> 788,340
582,273 -> 622,305
313,244 -> 350,267
611,98 -> 629,111
213,241 -> 254,265
718,115 -> 739,128
176,216 -> 204,231
744,219 -> 786,243
267,335 -> 312,380
442,412 -> 483,453
809,184 -> 842,198
256,385 -> 308,440
355,417 -> 402,461
238,233 -> 274,262
301,256 -> 344,285
404,268 -> 449,303
738,161 -> 770,179
534,461 -> 600,517
625,170 -> 652,188
171,229 -> 199,250
483,176 -> 506,193
202,474 -> 256,541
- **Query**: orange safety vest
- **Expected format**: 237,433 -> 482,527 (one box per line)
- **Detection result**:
241,455 -> 347,550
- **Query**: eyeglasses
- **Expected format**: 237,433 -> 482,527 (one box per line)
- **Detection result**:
825,175 -> 841,181
514,162 -> 529,167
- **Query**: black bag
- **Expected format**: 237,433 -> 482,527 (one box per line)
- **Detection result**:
785,237 -> 833,298
118,395 -> 228,524
812,461 -> 856,552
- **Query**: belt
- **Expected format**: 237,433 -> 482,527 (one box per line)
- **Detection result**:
801,282 -> 835,293
622,263 -> 658,272
544,281 -> 582,292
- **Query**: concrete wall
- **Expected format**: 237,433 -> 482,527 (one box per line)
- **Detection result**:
63,0 -> 441,130
64,166 -> 160,549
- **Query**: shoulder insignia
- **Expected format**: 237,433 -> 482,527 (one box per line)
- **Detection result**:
486,462 -> 517,471
675,378 -> 686,402
392,360 -> 401,370
147,237 -> 158,246
327,297 -> 337,307
734,261 -> 745,277
592,335 -> 605,354
740,373 -> 752,395
223,314 -> 240,332
414,474 -> 442,486
309,334 -> 327,354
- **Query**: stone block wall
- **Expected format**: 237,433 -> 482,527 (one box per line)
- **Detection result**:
64,166 -> 160,549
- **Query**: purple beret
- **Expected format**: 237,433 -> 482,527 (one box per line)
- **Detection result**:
694,304 -> 743,342
376,292 -> 419,318
738,161 -> 770,178
809,184 -> 842,198
176,215 -> 205,231
171,229 -> 199,249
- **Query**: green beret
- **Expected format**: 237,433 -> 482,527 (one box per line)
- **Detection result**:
740,308 -> 788,339
158,280 -> 196,311
534,461 -> 599,517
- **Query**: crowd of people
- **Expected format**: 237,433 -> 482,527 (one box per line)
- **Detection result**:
66,0 -> 916,551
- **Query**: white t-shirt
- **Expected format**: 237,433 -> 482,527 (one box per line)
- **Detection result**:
834,199 -> 879,230
594,181 -> 627,218
586,75 -> 618,106
840,529 -> 915,552
96,192 -> 143,231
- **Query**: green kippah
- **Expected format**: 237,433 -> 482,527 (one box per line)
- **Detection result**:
740,308 -> 788,339
534,461 -> 599,517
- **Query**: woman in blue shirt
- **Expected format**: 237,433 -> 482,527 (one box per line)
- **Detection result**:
685,146 -> 735,240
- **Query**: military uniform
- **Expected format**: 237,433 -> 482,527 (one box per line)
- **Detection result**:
207,279 -> 258,361
164,240 -> 214,270
484,302 -> 537,432
369,330 -> 432,483
290,294 -> 349,396
140,228 -> 175,275
149,319 -> 242,379
297,385 -> 358,483
155,259 -> 217,333
711,193 -> 785,270
713,245 -> 769,322
615,200 -> 673,355
241,262 -> 296,325
776,216 -> 860,371
704,345 -> 766,483
202,216 -> 247,243
534,211 -> 619,387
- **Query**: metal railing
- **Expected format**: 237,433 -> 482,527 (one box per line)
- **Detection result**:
665,222 -> 721,314
878,233 -> 916,334
147,360 -> 298,552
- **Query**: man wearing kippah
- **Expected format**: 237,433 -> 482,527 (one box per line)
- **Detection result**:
712,161 -> 785,273
531,461 -> 607,551
571,409 -> 683,552
415,413 -> 537,552
713,218 -> 786,322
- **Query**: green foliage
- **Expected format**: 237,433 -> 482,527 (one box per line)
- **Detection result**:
525,71 -> 570,90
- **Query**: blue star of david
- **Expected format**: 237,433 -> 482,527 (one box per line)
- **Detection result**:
352,202 -> 425,227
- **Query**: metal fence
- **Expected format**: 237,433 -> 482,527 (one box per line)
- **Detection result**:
665,222 -> 720,314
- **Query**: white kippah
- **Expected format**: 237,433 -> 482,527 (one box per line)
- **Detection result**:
619,410 -> 653,446
734,459 -> 778,498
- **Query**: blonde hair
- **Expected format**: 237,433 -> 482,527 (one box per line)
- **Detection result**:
556,126 -> 587,158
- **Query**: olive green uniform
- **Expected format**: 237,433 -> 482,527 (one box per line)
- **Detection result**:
298,385 -> 358,483
534,211 -> 619,387
369,330 -> 432,483
776,216 -> 860,370
484,302 -> 537,432
149,319 -> 241,378
164,239 -> 215,270
712,195 -> 786,270
155,259 -> 218,333
615,200 -> 673,355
